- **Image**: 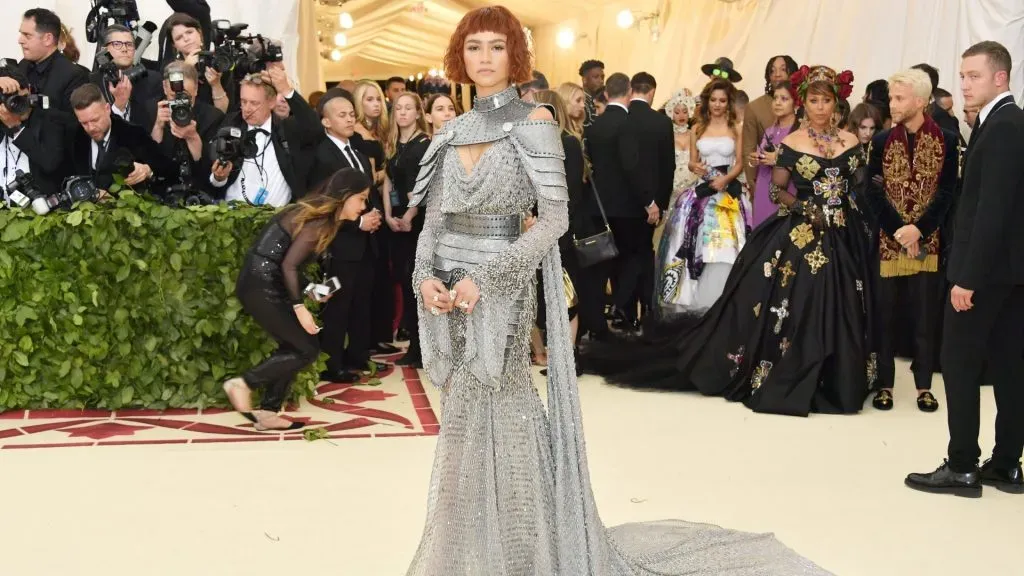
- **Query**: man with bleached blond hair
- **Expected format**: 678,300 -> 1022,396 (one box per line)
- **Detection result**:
863,67 -> 959,413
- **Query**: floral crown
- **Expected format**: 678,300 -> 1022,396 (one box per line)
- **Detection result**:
788,65 -> 854,106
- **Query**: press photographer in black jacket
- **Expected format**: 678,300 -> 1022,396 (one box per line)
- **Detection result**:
16,9 -> 89,122
208,63 -> 320,206
89,25 -> 164,130
146,61 -> 224,193
67,84 -> 175,195
158,12 -> 230,114
0,70 -> 65,201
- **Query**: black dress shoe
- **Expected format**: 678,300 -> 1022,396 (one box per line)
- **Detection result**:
396,328 -> 410,341
394,353 -> 423,368
372,343 -> 402,354
320,369 -> 360,384
872,389 -> 894,410
349,360 -> 390,373
905,460 -> 982,498
917,391 -> 940,412
980,459 -> 1024,494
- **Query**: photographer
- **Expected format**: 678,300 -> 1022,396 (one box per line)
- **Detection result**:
159,13 -> 230,114
16,9 -> 89,121
209,63 -> 319,207
157,2 -> 213,68
67,83 -> 175,195
89,25 -> 163,129
148,61 -> 223,192
0,68 -> 65,204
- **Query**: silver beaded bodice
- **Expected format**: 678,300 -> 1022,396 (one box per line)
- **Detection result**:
404,85 -> 832,576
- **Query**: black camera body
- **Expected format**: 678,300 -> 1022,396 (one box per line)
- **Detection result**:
210,126 -> 259,166
86,0 -> 142,42
96,49 -> 147,88
196,20 -> 283,77
166,71 -> 194,127
2,93 -> 49,115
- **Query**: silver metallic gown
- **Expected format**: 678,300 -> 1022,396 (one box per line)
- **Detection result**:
405,85 -> 832,576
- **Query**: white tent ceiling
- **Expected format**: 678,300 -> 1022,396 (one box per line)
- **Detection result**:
314,0 -> 614,80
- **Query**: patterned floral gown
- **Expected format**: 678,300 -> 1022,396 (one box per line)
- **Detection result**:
595,143 -> 876,417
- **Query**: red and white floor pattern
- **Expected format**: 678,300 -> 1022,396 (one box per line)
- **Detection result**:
0,358 -> 437,450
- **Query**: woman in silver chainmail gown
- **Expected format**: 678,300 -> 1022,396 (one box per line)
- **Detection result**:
403,6 -> 833,575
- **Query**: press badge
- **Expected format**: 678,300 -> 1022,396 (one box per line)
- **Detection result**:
254,187 -> 268,205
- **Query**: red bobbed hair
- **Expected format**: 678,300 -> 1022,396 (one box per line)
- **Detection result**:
444,6 -> 533,85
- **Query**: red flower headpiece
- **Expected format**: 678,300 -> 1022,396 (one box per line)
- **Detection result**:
789,65 -> 854,106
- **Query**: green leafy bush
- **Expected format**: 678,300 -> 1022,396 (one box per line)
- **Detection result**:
0,193 -> 322,410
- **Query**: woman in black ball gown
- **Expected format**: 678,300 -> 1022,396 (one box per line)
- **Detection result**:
588,65 -> 877,417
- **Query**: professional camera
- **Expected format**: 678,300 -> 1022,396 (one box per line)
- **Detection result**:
1,93 -> 49,115
209,126 -> 259,165
86,0 -> 142,42
60,176 -> 103,208
162,142 -> 215,207
196,20 -> 284,76
2,170 -> 51,215
166,71 -> 193,127
95,49 -> 148,87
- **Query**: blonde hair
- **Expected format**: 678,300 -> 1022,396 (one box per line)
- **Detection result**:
386,92 -> 429,158
531,90 -> 590,178
888,69 -> 932,100
353,80 -> 390,142
556,82 -> 585,142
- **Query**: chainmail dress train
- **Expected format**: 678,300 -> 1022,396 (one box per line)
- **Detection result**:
404,85 -> 832,576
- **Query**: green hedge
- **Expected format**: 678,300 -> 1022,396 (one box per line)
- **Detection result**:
0,193 -> 322,411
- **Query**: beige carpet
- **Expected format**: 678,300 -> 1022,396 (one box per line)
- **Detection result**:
0,360 -> 1019,575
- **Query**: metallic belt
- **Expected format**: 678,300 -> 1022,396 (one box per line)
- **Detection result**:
443,213 -> 522,239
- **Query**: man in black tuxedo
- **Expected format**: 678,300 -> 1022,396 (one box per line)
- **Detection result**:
628,72 -> 675,323
16,9 -> 89,122
581,72 -> 657,337
90,25 -> 164,130
68,84 -> 175,194
906,41 -> 1024,497
311,89 -> 384,383
208,63 -> 320,206
146,61 -> 224,194
0,69 -> 65,201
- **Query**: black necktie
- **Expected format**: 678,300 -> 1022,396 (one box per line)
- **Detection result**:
344,145 -> 362,173
94,139 -> 109,172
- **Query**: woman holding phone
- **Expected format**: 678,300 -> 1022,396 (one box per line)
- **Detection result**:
223,168 -> 371,431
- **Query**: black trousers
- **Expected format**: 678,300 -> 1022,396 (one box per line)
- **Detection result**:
942,284 -> 1024,471
238,286 -> 320,412
370,227 -> 395,346
321,253 -> 375,373
876,271 -> 943,390
608,216 -> 653,321
390,224 -> 421,355
576,217 -> 612,339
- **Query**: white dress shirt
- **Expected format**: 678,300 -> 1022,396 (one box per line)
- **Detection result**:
2,128 -> 30,187
607,101 -> 629,114
978,90 -> 1015,127
91,130 -> 112,171
112,102 -> 130,123
215,115 -> 292,207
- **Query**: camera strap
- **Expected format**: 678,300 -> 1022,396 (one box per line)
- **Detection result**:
2,135 -> 24,186
240,132 -> 270,205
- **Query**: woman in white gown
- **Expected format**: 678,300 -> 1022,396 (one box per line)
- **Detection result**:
658,79 -> 751,315
404,6 -> 831,574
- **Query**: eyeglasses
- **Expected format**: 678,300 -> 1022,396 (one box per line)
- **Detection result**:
105,40 -> 134,52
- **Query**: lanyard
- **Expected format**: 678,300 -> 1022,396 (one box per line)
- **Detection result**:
240,131 -> 271,205
2,136 -> 24,185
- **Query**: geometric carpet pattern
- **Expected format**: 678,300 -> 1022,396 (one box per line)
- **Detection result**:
0,356 -> 437,450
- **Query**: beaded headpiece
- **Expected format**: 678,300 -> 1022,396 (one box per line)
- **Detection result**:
664,89 -> 697,118
789,65 -> 854,106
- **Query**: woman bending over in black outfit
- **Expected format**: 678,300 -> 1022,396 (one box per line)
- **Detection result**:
224,168 -> 372,430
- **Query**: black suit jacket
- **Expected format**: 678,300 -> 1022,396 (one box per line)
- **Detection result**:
68,114 -> 176,191
628,99 -> 675,211
89,69 -> 165,130
214,91 -> 320,197
948,95 -> 1024,289
311,135 -> 382,262
930,106 -> 961,136
19,51 -> 89,122
143,97 -> 224,192
582,104 -> 650,218
7,108 -> 67,197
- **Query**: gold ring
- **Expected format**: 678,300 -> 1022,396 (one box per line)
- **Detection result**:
432,295 -> 439,303
457,301 -> 469,309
